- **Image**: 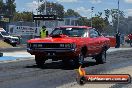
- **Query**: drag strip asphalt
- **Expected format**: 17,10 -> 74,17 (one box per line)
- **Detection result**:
0,48 -> 132,88
0,47 -> 132,63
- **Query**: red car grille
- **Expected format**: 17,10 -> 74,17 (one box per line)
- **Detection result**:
31,43 -> 60,48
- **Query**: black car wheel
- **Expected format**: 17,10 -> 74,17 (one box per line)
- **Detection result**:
4,39 -> 10,43
62,59 -> 70,67
35,55 -> 46,67
73,52 -> 84,68
95,50 -> 106,64
11,43 -> 17,47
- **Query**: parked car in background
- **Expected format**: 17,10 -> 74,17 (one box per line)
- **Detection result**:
0,28 -> 19,47
27,26 -> 110,67
128,33 -> 132,47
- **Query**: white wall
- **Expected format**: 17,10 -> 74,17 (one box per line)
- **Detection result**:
9,25 -> 53,36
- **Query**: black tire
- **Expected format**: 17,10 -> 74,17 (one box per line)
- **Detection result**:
35,55 -> 46,67
95,50 -> 106,64
62,59 -> 70,67
12,43 -> 17,47
76,76 -> 86,85
73,53 -> 84,68
4,39 -> 10,43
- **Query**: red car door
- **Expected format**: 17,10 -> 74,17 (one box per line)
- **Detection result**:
89,29 -> 102,55
79,30 -> 95,56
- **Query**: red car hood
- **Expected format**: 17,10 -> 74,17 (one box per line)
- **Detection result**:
28,37 -> 78,44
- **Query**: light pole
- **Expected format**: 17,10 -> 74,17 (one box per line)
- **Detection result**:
39,0 -> 47,15
40,0 -> 47,26
44,0 -> 47,15
37,0 -> 40,15
117,0 -> 120,33
91,7 -> 94,27
44,0 -> 47,26
36,0 -> 40,28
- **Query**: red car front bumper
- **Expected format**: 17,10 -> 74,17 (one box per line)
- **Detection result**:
27,48 -> 79,59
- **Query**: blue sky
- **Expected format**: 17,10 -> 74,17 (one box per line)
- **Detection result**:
15,0 -> 132,18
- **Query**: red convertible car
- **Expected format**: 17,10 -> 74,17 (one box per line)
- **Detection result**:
27,26 -> 110,67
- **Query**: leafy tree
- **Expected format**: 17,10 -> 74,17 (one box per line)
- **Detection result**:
128,16 -> 132,33
103,9 -> 125,33
0,0 -> 8,15
0,0 -> 16,21
104,9 -> 111,19
104,9 -> 111,25
39,2 -> 64,18
77,17 -> 90,26
6,0 -> 16,16
12,12 -> 21,21
92,16 -> 106,32
13,11 -> 33,22
104,9 -> 125,24
64,9 -> 86,26
103,25 -> 115,36
0,0 -> 3,14
95,12 -> 102,17
111,9 -> 125,33
64,9 -> 81,17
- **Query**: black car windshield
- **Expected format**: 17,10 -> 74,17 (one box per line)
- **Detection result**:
50,28 -> 86,37
1,31 -> 9,36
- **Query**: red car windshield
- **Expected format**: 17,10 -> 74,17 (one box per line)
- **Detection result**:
50,28 -> 86,37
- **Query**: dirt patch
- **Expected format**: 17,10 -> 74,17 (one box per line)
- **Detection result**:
0,40 -> 12,49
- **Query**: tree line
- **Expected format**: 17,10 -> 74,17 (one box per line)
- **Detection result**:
0,0 -> 16,19
0,0 -> 131,34
36,1 -> 126,33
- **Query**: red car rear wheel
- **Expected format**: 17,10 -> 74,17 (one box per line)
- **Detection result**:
95,50 -> 106,64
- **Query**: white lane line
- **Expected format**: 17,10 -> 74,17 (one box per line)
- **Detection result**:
107,48 -> 132,53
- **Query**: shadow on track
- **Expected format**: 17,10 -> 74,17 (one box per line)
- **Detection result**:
25,61 -> 98,70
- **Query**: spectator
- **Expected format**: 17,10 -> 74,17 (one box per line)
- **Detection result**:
40,26 -> 48,38
115,31 -> 121,48
120,34 -> 125,46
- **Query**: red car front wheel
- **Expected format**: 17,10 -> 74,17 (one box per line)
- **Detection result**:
35,55 -> 46,67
